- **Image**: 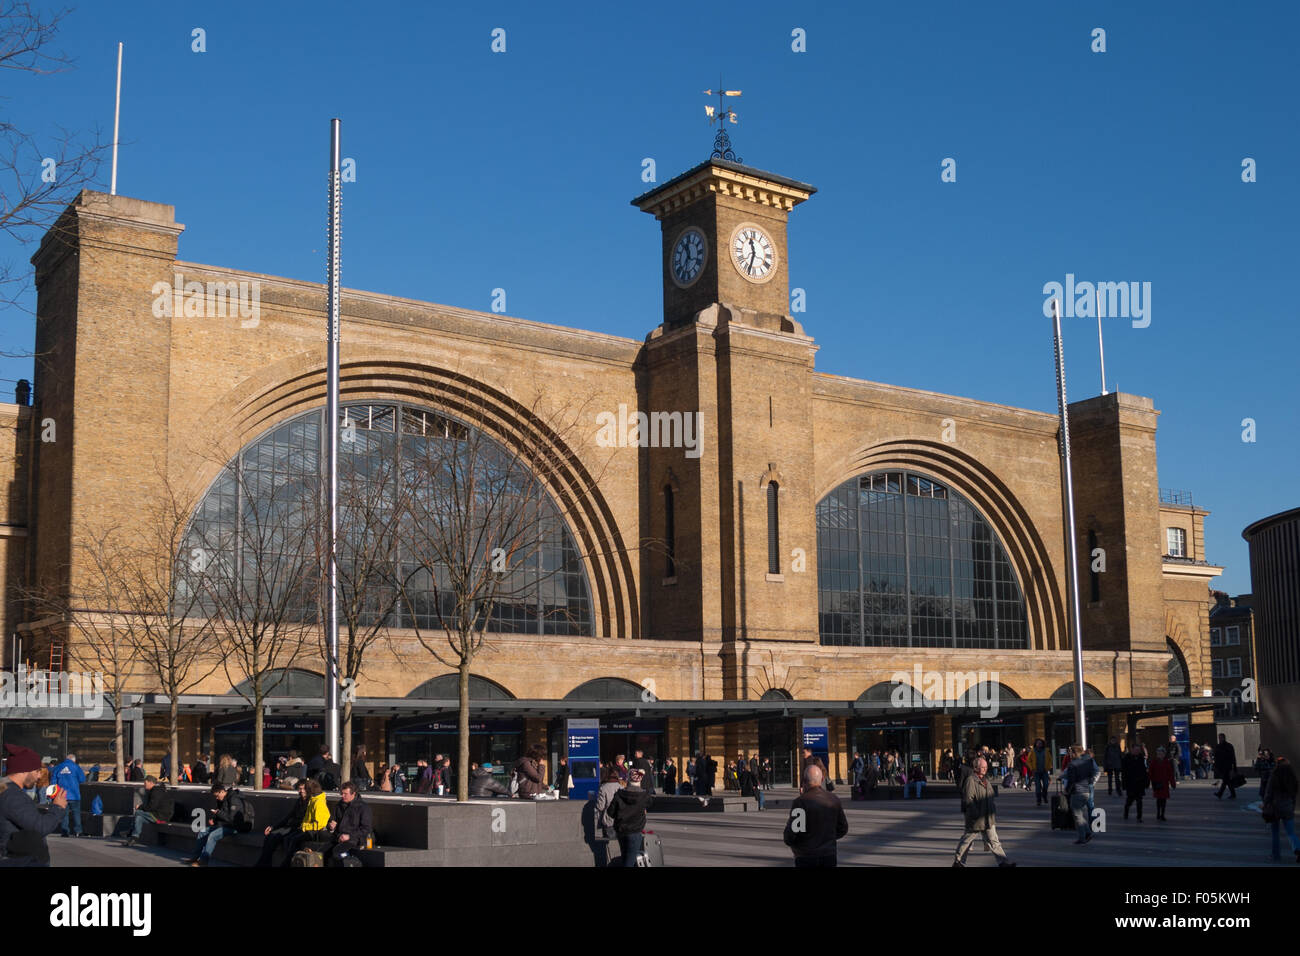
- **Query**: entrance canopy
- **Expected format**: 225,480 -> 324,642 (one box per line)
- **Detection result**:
128,693 -> 1217,725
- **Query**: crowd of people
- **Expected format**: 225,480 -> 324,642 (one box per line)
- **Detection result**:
4,729 -> 1299,867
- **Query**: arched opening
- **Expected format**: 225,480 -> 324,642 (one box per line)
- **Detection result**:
760,688 -> 793,701
177,400 -> 594,636
1166,638 -> 1189,697
563,677 -> 646,701
817,469 -> 1029,648
406,674 -> 516,700
228,668 -> 325,699
1050,682 -> 1105,700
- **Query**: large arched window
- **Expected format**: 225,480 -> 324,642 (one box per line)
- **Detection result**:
179,401 -> 592,635
817,470 -> 1028,648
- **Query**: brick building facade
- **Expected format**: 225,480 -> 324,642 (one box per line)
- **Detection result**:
1,157 -> 1222,783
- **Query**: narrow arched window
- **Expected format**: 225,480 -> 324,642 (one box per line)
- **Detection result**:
664,485 -> 676,578
767,481 -> 780,575
1087,529 -> 1100,602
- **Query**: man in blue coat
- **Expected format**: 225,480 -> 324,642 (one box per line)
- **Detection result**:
50,753 -> 87,837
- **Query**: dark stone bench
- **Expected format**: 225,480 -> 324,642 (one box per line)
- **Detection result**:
82,782 -> 608,867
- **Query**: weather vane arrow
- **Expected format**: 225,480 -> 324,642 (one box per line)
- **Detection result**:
703,79 -> 742,163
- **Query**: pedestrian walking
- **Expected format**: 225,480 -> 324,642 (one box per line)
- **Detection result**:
783,764 -> 848,867
1214,734 -> 1239,799
1261,755 -> 1300,863
1063,744 -> 1102,844
608,768 -> 653,865
1032,739 -> 1051,806
1121,744 -> 1150,822
1102,737 -> 1123,796
1148,746 -> 1176,821
952,756 -> 1015,867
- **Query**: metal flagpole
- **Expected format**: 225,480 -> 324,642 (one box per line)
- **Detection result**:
110,43 -> 122,195
1096,288 -> 1108,395
325,119 -> 342,764
1052,299 -> 1089,750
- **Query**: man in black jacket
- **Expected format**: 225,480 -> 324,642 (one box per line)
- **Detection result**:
326,781 -> 372,865
183,782 -> 250,867
783,764 -> 849,867
0,744 -> 67,866
1214,734 -> 1238,799
468,762 -> 510,798
608,768 -> 653,866
123,776 -> 175,846
256,780 -> 308,867
631,750 -> 655,796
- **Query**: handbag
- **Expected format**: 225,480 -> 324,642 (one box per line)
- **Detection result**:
1230,773 -> 1248,790
1261,800 -> 1278,824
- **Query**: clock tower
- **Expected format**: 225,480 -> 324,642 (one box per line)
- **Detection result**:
630,155 -> 822,696
632,159 -> 815,330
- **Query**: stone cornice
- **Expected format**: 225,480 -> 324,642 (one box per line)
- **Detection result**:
632,161 -> 815,220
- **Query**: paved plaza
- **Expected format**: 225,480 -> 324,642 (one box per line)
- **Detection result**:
40,778 -> 1288,868
646,779 -> 1286,867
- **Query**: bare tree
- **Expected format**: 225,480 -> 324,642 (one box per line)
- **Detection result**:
1,3 -> 109,312
117,466 -> 225,785
191,440 -> 319,790
313,408 -> 405,782
398,396 -> 601,801
21,524 -> 146,781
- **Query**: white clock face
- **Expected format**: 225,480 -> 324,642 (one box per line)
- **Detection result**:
731,224 -> 776,282
671,228 -> 707,287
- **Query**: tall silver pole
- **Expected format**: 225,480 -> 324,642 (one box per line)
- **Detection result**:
110,43 -> 122,195
325,119 -> 342,764
1096,288 -> 1107,396
1052,299 -> 1088,751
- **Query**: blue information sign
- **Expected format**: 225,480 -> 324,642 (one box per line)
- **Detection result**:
566,718 -> 600,801
801,718 -> 830,780
1172,715 -> 1190,777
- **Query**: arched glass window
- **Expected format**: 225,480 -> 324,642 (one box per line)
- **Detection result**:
563,677 -> 646,701
229,668 -> 324,698
178,401 -> 592,635
407,674 -> 515,700
767,481 -> 780,575
816,470 -> 1028,648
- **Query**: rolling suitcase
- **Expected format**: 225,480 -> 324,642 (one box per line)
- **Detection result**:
1050,784 -> 1072,830
637,831 -> 665,867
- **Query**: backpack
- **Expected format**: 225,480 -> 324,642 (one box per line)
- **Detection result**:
231,793 -> 255,833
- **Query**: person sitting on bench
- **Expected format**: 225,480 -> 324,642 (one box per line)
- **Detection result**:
123,775 -> 175,846
325,780 -> 372,865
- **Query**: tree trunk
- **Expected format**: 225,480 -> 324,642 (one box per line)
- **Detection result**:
253,693 -> 264,791
113,706 -> 125,782
341,699 -> 353,782
169,696 -> 180,787
457,657 -> 470,802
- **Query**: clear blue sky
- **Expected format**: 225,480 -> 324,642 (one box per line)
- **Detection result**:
5,1 -> 1297,594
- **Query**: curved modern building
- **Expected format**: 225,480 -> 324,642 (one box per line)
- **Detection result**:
0,157 -> 1223,783
1243,508 -> 1300,761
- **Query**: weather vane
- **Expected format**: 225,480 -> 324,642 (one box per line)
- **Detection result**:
703,78 -> 742,164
